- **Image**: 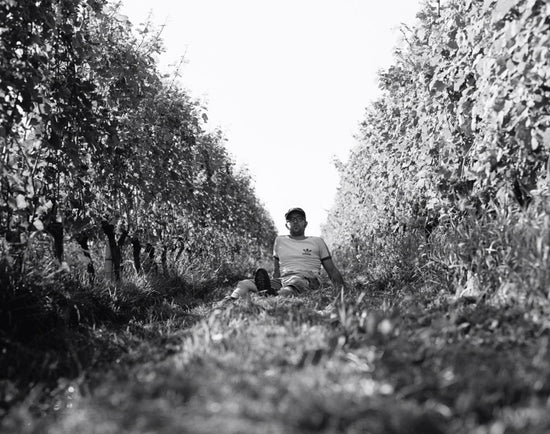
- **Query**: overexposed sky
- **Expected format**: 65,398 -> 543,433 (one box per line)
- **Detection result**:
118,0 -> 423,235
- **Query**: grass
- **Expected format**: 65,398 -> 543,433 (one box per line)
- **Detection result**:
2,267 -> 550,433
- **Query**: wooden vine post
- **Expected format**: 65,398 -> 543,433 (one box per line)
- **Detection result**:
102,221 -> 121,281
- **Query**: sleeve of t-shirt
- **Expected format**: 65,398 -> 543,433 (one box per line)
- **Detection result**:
273,236 -> 280,259
318,237 -> 331,260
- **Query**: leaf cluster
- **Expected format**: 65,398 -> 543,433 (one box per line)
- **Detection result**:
324,0 -> 550,300
0,0 -> 276,273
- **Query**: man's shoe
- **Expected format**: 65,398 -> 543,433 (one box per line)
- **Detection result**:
254,268 -> 272,294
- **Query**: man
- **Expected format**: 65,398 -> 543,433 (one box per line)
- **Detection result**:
230,207 -> 345,299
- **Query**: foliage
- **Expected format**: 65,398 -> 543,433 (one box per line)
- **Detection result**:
0,1 -> 275,421
4,0 -> 550,432
324,0 -> 550,299
0,0 -> 276,279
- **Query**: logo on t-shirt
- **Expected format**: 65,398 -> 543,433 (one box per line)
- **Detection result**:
302,248 -> 312,256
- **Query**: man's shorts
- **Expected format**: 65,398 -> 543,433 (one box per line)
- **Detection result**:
278,273 -> 321,293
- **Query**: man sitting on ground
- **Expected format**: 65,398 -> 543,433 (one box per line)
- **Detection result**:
230,207 -> 345,299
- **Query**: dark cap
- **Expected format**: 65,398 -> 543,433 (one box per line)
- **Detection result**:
285,207 -> 306,220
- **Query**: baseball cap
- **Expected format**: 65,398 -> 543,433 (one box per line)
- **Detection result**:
285,207 -> 306,220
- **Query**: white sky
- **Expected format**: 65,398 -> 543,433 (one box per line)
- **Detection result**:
118,0 -> 423,235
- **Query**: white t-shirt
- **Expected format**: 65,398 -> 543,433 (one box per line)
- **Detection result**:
273,235 -> 331,276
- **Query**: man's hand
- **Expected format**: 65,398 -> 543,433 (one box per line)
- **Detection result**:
321,257 -> 346,290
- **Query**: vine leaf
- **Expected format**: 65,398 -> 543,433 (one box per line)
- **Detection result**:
492,0 -> 517,23
16,195 -> 27,209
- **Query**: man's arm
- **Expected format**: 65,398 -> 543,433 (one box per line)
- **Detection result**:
321,257 -> 345,290
273,256 -> 280,279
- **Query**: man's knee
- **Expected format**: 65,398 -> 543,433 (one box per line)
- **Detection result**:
231,279 -> 257,298
270,279 -> 282,293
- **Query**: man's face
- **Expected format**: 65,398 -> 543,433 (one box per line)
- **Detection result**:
286,213 -> 307,236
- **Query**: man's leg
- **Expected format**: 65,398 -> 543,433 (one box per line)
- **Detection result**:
278,274 -> 310,296
229,269 -> 285,299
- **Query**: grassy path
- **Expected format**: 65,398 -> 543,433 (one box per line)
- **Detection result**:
3,283 -> 550,433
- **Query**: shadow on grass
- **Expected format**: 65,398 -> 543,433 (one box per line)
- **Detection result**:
0,263 -> 229,421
